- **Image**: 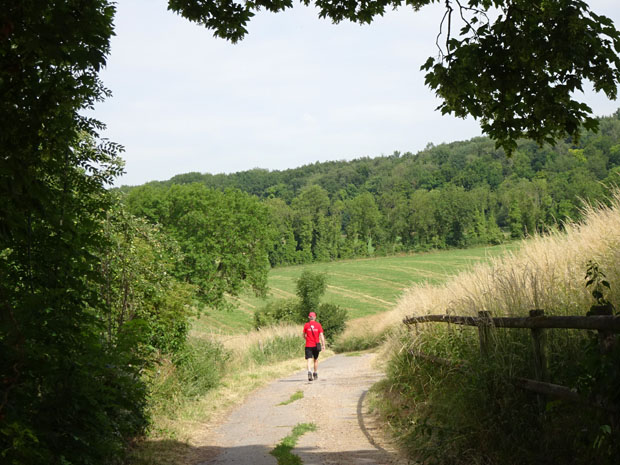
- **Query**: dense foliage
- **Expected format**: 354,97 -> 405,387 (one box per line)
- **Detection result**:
168,0 -> 620,153
0,3 -> 145,463
98,200 -> 195,356
0,3 -> 265,463
123,112 -> 620,266
125,184 -> 273,309
295,270 -> 327,316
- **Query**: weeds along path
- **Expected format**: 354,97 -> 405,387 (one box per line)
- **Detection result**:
199,353 -> 404,465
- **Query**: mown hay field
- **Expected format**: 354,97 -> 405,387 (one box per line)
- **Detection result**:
193,243 -> 519,334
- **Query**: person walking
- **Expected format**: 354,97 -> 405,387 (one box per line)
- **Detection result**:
303,311 -> 326,381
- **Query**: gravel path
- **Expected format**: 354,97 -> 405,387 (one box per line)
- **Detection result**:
200,353 -> 404,465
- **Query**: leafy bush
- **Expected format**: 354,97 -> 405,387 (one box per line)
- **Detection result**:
0,144 -> 149,464
99,203 -> 195,357
0,324 -> 150,465
254,298 -> 300,329
149,338 -> 230,416
295,270 -> 326,316
315,303 -> 348,340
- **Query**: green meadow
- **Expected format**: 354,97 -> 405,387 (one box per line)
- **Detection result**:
194,243 -> 519,333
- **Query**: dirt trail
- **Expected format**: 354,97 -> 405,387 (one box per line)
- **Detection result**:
199,353 -> 405,465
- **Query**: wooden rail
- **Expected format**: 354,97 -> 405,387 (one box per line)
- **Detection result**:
402,309 -> 619,413
403,313 -> 620,331
514,378 -> 620,413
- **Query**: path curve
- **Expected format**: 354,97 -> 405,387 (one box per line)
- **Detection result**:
200,353 -> 404,465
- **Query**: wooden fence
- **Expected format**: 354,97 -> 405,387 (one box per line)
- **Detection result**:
403,309 -> 620,413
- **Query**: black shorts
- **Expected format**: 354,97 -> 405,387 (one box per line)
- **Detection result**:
305,346 -> 320,360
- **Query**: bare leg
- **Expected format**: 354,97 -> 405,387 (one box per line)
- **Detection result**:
307,358 -> 312,372
314,358 -> 319,373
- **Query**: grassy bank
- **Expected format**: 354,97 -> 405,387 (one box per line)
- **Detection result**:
348,195 -> 620,464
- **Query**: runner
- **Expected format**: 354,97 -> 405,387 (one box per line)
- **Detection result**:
303,311 -> 326,381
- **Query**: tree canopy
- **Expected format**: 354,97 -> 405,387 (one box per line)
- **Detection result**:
168,0 -> 620,153
126,184 -> 273,309
0,3 -> 139,462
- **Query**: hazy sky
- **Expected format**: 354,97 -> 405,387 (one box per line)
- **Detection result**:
92,0 -> 620,187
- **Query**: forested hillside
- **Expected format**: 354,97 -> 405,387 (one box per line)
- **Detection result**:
123,111 -> 620,266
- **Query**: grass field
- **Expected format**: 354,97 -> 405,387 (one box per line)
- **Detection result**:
192,243 -> 519,334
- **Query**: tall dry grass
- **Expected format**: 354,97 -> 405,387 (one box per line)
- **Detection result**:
359,193 -> 620,465
338,191 -> 620,349
191,323 -> 301,368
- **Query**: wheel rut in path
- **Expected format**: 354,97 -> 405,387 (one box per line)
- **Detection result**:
200,353 -> 403,465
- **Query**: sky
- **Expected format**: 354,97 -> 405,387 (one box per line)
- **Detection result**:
91,0 -> 620,187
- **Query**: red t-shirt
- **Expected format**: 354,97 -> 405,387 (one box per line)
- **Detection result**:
303,321 -> 323,347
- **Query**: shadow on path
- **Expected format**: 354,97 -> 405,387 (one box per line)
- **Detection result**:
130,439 -> 403,465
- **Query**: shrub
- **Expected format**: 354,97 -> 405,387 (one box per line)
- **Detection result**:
149,338 -> 230,417
253,298 -> 300,329
296,270 -> 326,316
316,303 -> 348,340
99,202 -> 196,357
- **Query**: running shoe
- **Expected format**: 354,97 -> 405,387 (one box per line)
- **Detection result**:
313,372 -> 318,380
308,371 -> 313,381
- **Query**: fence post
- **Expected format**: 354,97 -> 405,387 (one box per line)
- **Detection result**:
588,305 -> 615,354
529,310 -> 548,382
477,311 -> 492,357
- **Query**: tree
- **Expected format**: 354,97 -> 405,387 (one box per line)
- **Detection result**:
296,270 -> 327,315
126,184 -> 273,309
0,2 -> 153,462
291,185 -> 331,262
435,184 -> 475,246
264,197 -> 298,266
99,200 -> 195,355
345,192 -> 382,255
168,0 -> 620,153
379,191 -> 410,252
422,0 -> 620,154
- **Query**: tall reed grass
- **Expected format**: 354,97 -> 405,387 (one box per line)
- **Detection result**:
356,192 -> 620,465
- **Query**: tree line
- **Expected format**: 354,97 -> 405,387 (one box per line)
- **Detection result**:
122,111 -> 620,268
